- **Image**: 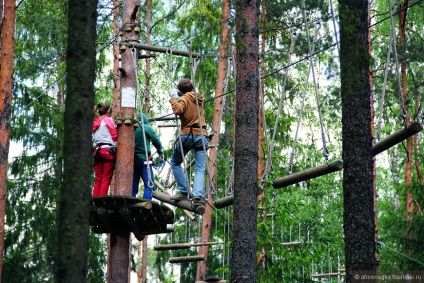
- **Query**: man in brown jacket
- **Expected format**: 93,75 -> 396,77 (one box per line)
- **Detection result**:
169,79 -> 209,206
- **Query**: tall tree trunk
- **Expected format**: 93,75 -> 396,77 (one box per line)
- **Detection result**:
108,0 -> 139,281
107,2 -> 121,281
397,0 -> 415,253
256,0 -> 267,269
142,0 -> 152,114
56,0 -> 98,281
339,1 -> 377,281
0,2 -> 3,58
109,0 -> 121,198
413,94 -> 423,184
137,1 -> 152,282
231,0 -> 260,281
0,0 -> 16,279
368,4 -> 380,267
112,0 -> 121,137
196,0 -> 230,280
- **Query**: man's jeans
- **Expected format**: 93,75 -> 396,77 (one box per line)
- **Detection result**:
170,134 -> 209,198
132,157 -> 155,199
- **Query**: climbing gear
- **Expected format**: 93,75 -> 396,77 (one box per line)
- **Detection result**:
108,146 -> 117,156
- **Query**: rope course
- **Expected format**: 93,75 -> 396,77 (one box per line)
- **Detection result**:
287,21 -> 322,175
132,46 -> 154,190
9,1 -> 424,281
263,31 -> 298,183
89,195 -> 174,241
301,0 -> 329,164
10,0 -> 423,128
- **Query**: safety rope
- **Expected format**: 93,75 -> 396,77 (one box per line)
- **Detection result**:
377,241 -> 424,266
170,49 -> 191,199
389,0 -> 407,122
166,48 -> 174,88
226,151 -> 234,196
302,0 -> 329,164
376,1 -> 396,140
187,41 -> 209,200
226,40 -> 237,196
262,31 -> 298,182
206,41 -> 233,199
288,22 -> 321,174
163,48 -> 177,189
329,0 -> 340,55
132,47 -> 154,190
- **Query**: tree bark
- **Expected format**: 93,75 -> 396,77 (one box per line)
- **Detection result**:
339,1 -> 377,281
231,0 -> 260,282
0,0 -> 16,279
108,0 -> 139,281
256,0 -> 267,269
397,0 -> 415,253
195,0 -> 230,280
137,1 -> 152,281
142,0 -> 152,114
56,0 -> 98,281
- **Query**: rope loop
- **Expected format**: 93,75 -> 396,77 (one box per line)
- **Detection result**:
164,166 -> 172,189
166,48 -> 174,88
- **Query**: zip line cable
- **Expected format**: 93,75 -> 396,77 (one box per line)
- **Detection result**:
132,47 -> 154,190
369,0 -> 424,29
10,0 -> 422,123
377,241 -> 424,266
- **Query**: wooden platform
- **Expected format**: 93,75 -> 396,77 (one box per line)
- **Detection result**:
89,195 -> 174,241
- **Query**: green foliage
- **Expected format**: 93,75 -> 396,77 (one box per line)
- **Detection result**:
6,0 -> 111,280
6,0 -> 424,281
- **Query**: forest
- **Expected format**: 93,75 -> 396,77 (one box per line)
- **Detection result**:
0,0 -> 423,282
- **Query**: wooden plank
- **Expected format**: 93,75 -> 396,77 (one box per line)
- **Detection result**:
169,255 -> 205,263
154,243 -> 191,251
281,241 -> 301,246
272,160 -> 344,189
130,201 -> 152,210
214,195 -> 234,209
89,195 -> 174,236
130,43 -> 199,58
154,241 -> 219,251
154,180 -> 195,220
372,121 -> 422,155
273,122 -> 423,189
153,191 -> 205,215
120,207 -> 144,241
190,241 -> 219,247
96,207 -> 112,232
214,122 -> 423,208
311,272 -> 344,278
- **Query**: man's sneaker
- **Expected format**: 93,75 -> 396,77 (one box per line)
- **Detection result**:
170,192 -> 188,200
192,198 -> 205,206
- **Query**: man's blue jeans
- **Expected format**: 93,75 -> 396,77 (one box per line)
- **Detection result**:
132,157 -> 155,199
170,134 -> 209,198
